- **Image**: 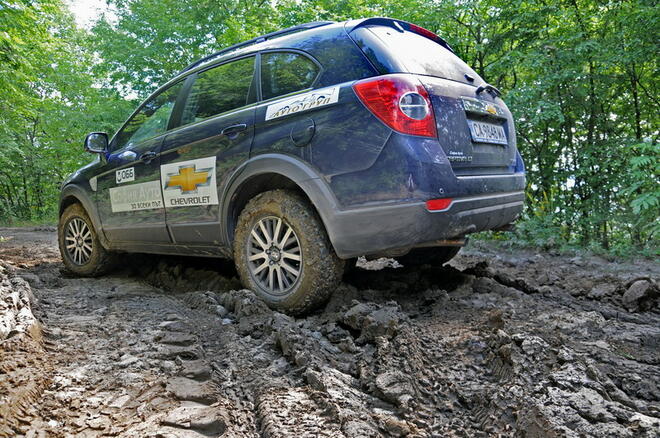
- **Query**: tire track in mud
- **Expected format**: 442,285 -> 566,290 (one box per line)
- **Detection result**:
1,228 -> 659,437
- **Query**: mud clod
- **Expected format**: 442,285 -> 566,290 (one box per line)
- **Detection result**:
341,301 -> 402,343
167,378 -> 218,405
162,404 -> 228,434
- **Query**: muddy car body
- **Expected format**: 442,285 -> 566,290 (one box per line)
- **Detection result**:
58,18 -> 525,314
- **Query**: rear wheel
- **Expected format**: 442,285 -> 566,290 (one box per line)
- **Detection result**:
58,204 -> 116,276
233,190 -> 343,315
396,246 -> 461,267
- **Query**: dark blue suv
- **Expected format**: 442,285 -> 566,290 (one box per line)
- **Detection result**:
58,18 -> 525,314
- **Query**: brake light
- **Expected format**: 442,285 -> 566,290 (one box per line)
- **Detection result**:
426,198 -> 452,211
408,24 -> 440,42
353,75 -> 437,138
404,22 -> 453,52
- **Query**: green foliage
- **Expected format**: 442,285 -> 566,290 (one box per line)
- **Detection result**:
90,0 -> 280,98
622,142 -> 660,243
0,0 -> 132,223
0,0 -> 657,254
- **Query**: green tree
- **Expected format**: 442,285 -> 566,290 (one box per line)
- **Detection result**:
0,0 -> 131,221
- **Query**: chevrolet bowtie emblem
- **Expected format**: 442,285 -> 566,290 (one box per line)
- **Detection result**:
486,104 -> 497,115
165,165 -> 211,193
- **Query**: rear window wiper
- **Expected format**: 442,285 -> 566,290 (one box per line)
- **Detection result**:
476,83 -> 501,98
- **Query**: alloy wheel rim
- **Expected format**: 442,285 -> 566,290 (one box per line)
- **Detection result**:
247,216 -> 302,295
65,217 -> 93,265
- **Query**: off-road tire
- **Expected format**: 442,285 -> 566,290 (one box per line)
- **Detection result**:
233,190 -> 344,315
58,203 -> 116,276
397,246 -> 461,267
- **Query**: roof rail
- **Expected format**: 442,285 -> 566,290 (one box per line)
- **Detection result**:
179,21 -> 335,74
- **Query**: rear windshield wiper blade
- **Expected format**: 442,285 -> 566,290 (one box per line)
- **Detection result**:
476,83 -> 501,98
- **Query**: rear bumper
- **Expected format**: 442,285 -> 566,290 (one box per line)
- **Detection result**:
328,190 -> 524,258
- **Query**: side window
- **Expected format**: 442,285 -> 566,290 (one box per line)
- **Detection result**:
181,56 -> 255,125
261,52 -> 319,100
113,80 -> 183,151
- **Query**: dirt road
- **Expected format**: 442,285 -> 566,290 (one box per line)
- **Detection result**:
0,227 -> 658,437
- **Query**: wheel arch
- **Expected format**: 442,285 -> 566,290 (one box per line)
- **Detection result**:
59,184 -> 108,247
221,154 -> 342,255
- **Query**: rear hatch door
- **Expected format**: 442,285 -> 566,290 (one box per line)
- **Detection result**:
349,23 -> 517,175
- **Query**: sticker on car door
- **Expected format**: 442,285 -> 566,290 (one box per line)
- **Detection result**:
116,167 -> 135,184
160,156 -> 218,208
109,180 -> 163,212
265,86 -> 340,121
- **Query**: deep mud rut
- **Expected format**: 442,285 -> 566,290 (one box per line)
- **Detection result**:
0,227 -> 658,437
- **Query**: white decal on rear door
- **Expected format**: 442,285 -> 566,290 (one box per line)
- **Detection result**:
265,86 -> 340,121
109,180 -> 163,212
160,156 -> 218,208
116,167 -> 135,184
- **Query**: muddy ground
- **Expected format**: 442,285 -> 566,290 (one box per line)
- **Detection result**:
0,227 -> 658,437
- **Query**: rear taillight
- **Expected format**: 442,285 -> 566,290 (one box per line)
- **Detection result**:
426,198 -> 453,211
353,74 -> 437,138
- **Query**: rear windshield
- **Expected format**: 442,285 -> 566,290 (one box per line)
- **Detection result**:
352,25 -> 482,85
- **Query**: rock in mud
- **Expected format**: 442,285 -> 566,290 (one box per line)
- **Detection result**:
622,279 -> 658,312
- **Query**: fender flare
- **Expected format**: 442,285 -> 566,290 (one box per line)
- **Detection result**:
59,183 -> 109,248
220,153 -> 342,251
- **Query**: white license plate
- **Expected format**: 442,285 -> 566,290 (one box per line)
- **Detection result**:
467,121 -> 508,145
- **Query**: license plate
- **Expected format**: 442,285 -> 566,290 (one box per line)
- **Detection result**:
467,120 -> 508,145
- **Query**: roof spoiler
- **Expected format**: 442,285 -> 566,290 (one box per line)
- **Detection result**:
345,17 -> 453,52
179,21 -> 335,74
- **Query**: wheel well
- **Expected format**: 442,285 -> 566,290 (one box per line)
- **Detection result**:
227,173 -> 314,242
59,195 -> 82,216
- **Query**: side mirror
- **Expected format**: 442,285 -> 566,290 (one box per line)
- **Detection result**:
84,132 -> 108,154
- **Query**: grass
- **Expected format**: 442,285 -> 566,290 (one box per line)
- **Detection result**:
0,217 -> 57,228
472,228 -> 659,262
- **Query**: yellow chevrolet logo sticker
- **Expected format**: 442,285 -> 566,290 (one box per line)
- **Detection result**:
486,104 -> 497,115
165,165 -> 211,193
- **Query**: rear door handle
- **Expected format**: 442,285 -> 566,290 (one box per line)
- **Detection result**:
140,151 -> 157,163
221,123 -> 247,138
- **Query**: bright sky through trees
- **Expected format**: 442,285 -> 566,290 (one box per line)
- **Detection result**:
66,0 -> 112,27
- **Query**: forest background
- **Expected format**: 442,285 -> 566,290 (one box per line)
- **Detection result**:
0,0 -> 657,255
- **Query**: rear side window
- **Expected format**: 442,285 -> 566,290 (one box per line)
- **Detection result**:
181,56 -> 255,125
260,52 -> 319,100
354,26 -> 482,85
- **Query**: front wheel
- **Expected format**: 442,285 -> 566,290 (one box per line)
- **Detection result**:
233,190 -> 343,315
58,203 -> 116,276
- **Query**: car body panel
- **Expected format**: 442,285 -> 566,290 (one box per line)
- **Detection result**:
159,104 -> 256,244
95,135 -> 169,243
